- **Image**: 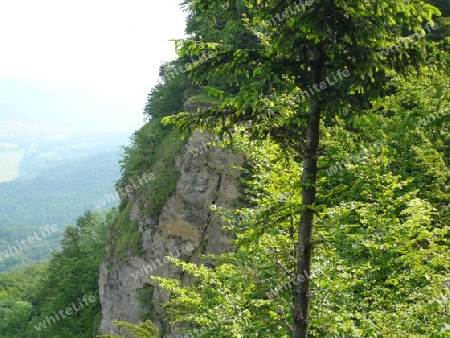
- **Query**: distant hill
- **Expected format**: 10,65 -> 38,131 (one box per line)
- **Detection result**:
0,225 -> 62,272
0,126 -> 130,181
0,151 -> 122,227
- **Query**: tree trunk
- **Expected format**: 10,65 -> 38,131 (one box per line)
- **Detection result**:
292,45 -> 323,338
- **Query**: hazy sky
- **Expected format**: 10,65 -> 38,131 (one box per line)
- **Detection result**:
0,0 -> 186,131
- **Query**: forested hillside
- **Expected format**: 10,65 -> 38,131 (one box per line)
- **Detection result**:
0,151 -> 121,271
0,226 -> 62,272
0,152 -> 121,227
0,210 -> 115,337
0,0 -> 449,337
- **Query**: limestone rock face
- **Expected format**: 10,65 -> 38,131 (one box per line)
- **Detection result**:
98,131 -> 243,337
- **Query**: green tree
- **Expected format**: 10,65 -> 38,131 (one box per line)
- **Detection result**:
0,299 -> 33,337
143,63 -> 189,121
0,264 -> 47,338
97,320 -> 158,338
26,209 -> 116,337
164,1 -> 442,336
157,72 -> 449,334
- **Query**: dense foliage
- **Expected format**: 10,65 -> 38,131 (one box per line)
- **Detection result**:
157,99 -> 450,336
0,209 -> 115,338
155,0 -> 450,337
1,0 -> 449,337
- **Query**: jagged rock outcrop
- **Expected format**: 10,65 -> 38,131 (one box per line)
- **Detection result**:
98,131 -> 244,337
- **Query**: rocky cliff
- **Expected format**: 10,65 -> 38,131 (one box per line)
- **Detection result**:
98,130 -> 244,337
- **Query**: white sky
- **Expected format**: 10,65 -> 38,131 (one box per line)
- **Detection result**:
0,0 -> 187,129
